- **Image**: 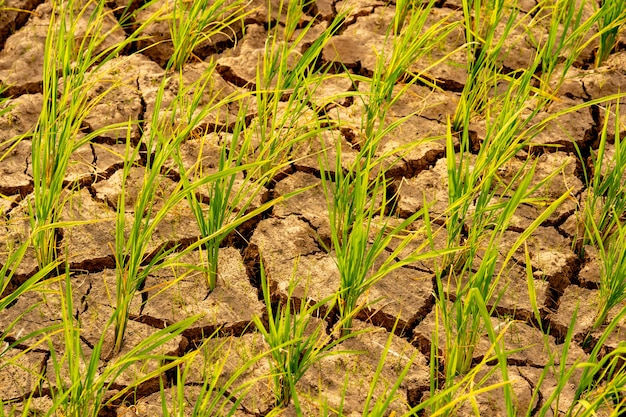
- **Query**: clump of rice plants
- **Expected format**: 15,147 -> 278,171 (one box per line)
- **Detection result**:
168,0 -> 247,70
323,0 -> 459,336
30,1 -> 126,270
111,66 -> 255,353
580,103 -> 626,329
253,259 -> 357,411
594,0 -> 626,67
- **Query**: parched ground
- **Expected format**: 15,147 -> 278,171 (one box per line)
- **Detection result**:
1,0 -> 626,416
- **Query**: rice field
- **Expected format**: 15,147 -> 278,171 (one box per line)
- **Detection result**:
0,0 -> 625,415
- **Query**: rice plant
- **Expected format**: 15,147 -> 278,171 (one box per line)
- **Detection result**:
577,103 -> 626,328
453,0 -> 517,129
46,264 -> 199,416
250,0 -> 349,176
252,258 -> 358,411
111,67 -> 256,353
583,103 -> 626,248
573,306 -> 626,415
594,0 -> 626,67
426,290 -> 516,416
159,335 -> 268,416
27,0 -> 164,272
323,0 -> 460,336
531,0 -> 600,93
30,0 -> 115,270
437,24 -> 578,384
174,103 -> 262,291
168,0 -> 247,70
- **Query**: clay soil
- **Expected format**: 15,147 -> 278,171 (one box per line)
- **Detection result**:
1,0 -> 626,416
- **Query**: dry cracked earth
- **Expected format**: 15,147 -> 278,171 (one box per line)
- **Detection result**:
1,0 -> 626,416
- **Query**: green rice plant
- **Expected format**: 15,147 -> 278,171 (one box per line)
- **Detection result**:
444,64 -> 542,274
589,218 -> 626,329
582,103 -> 626,249
168,0 -> 247,70
453,0 -> 518,129
249,1 -> 350,176
322,128 -> 460,336
174,99 -> 311,292
360,0 -> 458,144
322,148 -> 458,334
252,258 -> 361,411
437,163 -> 571,379
30,0 -> 108,270
571,306 -> 626,416
436,48 -> 575,382
321,151 -> 454,336
46,264 -> 200,416
159,334 -> 272,416
576,103 -> 626,328
419,293 -> 515,417
322,0 -> 460,337
594,0 -> 626,67
29,0 -> 162,271
530,0 -> 599,94
111,67 -> 260,353
174,104 -> 258,291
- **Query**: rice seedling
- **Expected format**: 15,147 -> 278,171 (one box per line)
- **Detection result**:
30,0 -> 112,270
443,56 -> 548,277
46,264 -> 200,416
594,0 -> 626,67
322,0 -> 460,336
572,306 -> 626,416
591,219 -> 626,329
168,0 -> 247,70
453,0 -> 518,129
159,334 -> 270,416
425,290 -> 517,417
439,152 -> 568,383
531,0 -> 599,93
435,28 -> 577,394
252,258 -> 360,411
175,102 -> 321,291
28,0 -> 163,271
575,103 -> 626,329
110,68 -> 261,353
174,103 -> 258,291
250,0 -> 349,176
